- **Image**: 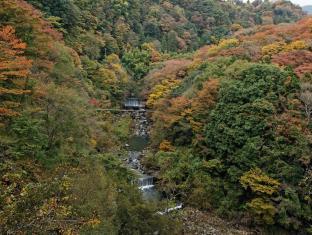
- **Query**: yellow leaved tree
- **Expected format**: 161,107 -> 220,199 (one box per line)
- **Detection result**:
240,168 -> 280,225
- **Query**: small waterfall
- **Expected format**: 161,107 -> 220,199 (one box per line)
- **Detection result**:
125,98 -> 159,200
124,98 -> 145,109
138,176 -> 154,190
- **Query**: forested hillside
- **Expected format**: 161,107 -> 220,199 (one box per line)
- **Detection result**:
27,0 -> 304,54
143,17 -> 312,234
0,0 -> 311,234
0,1 -> 176,233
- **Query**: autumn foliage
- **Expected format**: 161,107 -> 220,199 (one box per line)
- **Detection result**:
144,16 -> 312,233
0,0 -> 311,234
0,26 -> 32,119
192,17 -> 312,78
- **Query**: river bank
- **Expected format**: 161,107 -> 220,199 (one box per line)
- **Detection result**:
121,104 -> 258,235
176,207 -> 257,235
125,109 -> 161,201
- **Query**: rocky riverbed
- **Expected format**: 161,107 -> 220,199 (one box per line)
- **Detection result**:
123,107 -> 257,234
127,110 -> 150,173
124,109 -> 161,200
178,208 -> 257,235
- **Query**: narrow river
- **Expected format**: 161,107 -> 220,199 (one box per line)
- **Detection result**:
124,99 -> 183,213
126,108 -> 160,201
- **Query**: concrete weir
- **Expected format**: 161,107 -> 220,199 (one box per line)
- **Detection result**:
124,98 -> 145,109
125,97 -> 183,211
124,98 -> 159,200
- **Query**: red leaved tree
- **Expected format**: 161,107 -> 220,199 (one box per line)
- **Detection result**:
0,26 -> 32,121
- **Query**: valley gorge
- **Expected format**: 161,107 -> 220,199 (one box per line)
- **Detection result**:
0,0 -> 311,234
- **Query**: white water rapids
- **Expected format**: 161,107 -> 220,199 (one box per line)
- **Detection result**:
125,99 -> 183,211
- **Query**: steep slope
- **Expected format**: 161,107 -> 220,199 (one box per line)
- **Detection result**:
0,0 -> 310,234
26,0 -> 305,54
143,17 -> 312,234
0,1 -> 178,234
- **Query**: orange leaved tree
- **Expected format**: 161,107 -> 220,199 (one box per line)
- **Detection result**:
0,25 -> 32,123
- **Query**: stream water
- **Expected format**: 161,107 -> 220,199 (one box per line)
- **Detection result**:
124,100 -> 183,212
126,109 -> 160,201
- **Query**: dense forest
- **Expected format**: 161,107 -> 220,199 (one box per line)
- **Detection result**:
0,0 -> 311,234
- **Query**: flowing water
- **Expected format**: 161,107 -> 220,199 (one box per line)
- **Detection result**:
126,108 -> 160,201
125,99 -> 182,210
